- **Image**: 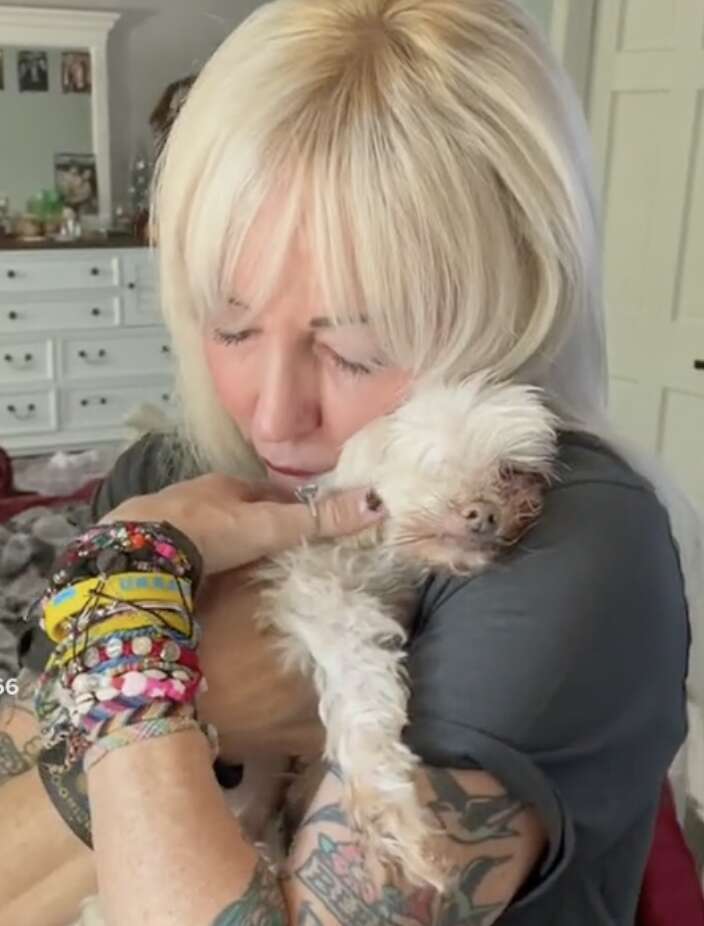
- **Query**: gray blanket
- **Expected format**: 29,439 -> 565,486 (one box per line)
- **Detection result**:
0,503 -> 92,681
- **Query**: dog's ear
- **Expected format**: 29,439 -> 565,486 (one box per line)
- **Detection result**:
332,415 -> 394,488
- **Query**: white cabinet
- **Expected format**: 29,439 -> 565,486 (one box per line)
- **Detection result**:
0,246 -> 173,455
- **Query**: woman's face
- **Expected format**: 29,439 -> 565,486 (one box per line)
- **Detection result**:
203,223 -> 412,490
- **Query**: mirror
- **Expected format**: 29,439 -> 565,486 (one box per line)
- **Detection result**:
0,6 -> 120,230
0,46 -> 96,219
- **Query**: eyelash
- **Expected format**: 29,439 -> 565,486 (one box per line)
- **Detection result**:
212,329 -> 373,377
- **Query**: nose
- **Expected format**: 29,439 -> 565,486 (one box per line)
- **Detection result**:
462,501 -> 499,537
250,349 -> 321,443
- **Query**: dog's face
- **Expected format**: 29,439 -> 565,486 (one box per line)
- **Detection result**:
333,378 -> 558,575
379,462 -> 546,574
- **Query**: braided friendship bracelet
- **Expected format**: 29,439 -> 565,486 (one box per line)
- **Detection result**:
84,715 -> 220,773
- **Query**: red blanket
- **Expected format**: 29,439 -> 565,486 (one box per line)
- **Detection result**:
637,781 -> 704,925
0,446 -> 98,523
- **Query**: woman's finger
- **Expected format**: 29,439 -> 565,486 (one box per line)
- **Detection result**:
244,487 -> 386,559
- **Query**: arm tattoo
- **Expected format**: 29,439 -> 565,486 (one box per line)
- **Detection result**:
0,731 -> 41,783
294,832 -> 509,926
212,857 -> 287,926
292,768 -> 529,926
425,768 -> 526,844
0,670 -> 42,785
296,901 -> 324,926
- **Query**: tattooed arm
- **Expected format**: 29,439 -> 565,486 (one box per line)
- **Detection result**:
279,765 -> 545,926
0,668 -> 42,785
210,763 -> 544,926
86,718 -> 543,926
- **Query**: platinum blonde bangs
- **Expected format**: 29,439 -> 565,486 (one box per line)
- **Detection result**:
154,0 -> 604,441
153,0 -> 704,710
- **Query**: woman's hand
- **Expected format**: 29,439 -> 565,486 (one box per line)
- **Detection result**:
101,473 -> 384,574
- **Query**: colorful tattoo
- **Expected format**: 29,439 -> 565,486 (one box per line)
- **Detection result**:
295,832 -> 509,925
212,857 -> 287,926
289,766 -> 528,925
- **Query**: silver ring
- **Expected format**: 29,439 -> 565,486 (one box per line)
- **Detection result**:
294,482 -> 320,531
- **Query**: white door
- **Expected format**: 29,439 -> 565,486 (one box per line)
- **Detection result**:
588,0 -> 704,508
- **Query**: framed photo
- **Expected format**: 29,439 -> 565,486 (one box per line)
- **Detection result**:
18,50 -> 48,92
0,51 -> 4,92
54,153 -> 99,215
61,51 -> 91,94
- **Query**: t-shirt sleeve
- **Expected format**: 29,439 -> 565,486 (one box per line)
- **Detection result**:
90,432 -> 178,520
403,479 -> 689,912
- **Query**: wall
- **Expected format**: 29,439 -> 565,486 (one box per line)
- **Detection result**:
518,0 -> 555,34
0,46 -> 92,211
0,0 -> 263,207
1,0 -> 563,210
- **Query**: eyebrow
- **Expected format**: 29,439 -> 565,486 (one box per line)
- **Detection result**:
227,297 -> 367,328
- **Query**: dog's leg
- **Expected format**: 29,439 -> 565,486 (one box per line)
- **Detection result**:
257,554 -> 443,888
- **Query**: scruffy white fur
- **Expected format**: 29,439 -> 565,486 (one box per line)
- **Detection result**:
69,377 -> 557,923
253,377 -> 558,890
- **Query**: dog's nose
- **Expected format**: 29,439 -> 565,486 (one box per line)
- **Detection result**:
462,501 -> 499,537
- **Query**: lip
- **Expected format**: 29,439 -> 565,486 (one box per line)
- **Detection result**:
262,458 -> 324,478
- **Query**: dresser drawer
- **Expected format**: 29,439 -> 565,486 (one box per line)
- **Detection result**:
61,383 -> 174,431
122,251 -> 161,325
0,390 -> 56,436
0,254 -> 120,292
0,297 -> 120,334
60,331 -> 173,380
0,339 -> 52,385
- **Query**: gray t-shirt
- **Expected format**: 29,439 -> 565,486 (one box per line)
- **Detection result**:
22,429 -> 689,924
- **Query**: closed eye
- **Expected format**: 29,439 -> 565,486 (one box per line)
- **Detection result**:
212,328 -> 255,346
326,348 -> 373,377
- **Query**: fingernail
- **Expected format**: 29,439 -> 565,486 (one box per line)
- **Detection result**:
363,489 -> 384,514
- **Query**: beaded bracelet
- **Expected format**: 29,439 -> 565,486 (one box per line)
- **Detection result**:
49,605 -> 198,669
45,521 -> 203,601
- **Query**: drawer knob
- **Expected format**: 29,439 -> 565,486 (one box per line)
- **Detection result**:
6,403 -> 36,419
3,354 -> 12,363
80,398 -> 89,407
7,310 -> 18,321
91,307 -> 101,317
161,393 -> 170,402
78,348 -> 107,362
161,345 -> 171,354
128,282 -> 136,290
24,353 -> 33,363
696,360 -> 704,371
90,267 -> 100,276
6,269 -> 16,279
100,397 -> 107,405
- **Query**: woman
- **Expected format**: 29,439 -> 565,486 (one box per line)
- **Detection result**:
0,0 -> 698,923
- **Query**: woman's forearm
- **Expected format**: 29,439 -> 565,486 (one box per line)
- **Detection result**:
88,728 -> 288,925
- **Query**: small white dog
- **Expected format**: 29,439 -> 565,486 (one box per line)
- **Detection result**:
70,376 -> 557,923
253,375 -> 558,890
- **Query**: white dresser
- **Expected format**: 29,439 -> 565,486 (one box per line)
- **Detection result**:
0,245 -> 174,456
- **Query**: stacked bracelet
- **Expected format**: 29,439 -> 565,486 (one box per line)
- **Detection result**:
34,520 -> 217,779
44,520 -> 203,601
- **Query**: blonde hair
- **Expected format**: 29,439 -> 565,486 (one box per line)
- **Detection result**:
153,0 -> 704,703
154,0 -> 606,465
